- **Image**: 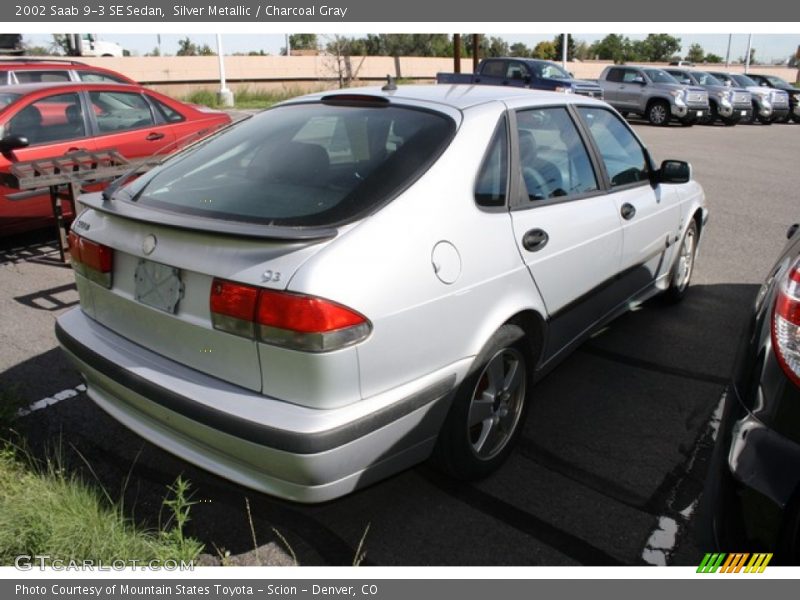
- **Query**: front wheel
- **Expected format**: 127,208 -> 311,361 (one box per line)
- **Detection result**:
647,100 -> 671,126
432,324 -> 531,480
665,220 -> 698,303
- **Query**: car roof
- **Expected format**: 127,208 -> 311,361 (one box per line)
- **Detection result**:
0,81 -> 146,95
286,84 -> 605,111
0,58 -> 89,68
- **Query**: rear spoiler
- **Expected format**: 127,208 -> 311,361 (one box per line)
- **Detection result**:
79,192 -> 338,242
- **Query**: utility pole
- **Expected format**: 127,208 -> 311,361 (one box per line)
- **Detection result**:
285,34 -> 291,56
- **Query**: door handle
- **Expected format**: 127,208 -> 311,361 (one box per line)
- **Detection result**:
65,147 -> 87,154
621,203 -> 636,220
145,132 -> 165,141
522,228 -> 549,252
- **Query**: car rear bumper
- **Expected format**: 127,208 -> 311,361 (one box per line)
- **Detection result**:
56,308 -> 459,503
726,384 -> 800,509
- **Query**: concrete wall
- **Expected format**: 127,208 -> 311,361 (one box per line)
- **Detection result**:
72,55 -> 800,96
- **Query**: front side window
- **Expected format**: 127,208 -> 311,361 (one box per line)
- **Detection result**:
123,102 -> 456,228
505,62 -> 528,80
643,69 -> 679,84
621,70 -> 644,83
152,98 -> 185,123
516,107 -> 598,202
578,107 -> 649,188
89,91 -> 155,134
6,93 -> 85,145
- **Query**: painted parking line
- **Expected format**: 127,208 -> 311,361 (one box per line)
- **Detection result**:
640,396 -> 725,565
17,383 -> 86,417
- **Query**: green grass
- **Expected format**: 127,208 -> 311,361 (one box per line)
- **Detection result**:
0,445 -> 203,566
183,87 -> 312,110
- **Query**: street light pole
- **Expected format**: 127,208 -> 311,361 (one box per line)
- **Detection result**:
216,34 -> 234,107
745,33 -> 753,74
725,34 -> 732,68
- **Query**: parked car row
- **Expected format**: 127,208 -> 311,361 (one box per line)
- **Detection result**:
596,64 -> 798,127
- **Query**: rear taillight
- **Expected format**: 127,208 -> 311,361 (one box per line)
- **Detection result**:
772,256 -> 800,388
210,278 -> 370,352
68,231 -> 113,288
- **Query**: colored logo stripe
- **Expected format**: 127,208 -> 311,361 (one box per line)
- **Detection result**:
697,553 -> 773,573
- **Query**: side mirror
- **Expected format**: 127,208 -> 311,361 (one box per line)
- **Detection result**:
658,159 -> 691,184
569,71 -> 575,78
0,135 -> 29,154
788,223 -> 799,239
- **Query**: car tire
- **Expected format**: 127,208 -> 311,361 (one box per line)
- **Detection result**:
792,113 -> 800,124
720,114 -> 740,126
432,324 -> 531,480
665,220 -> 698,303
647,100 -> 671,126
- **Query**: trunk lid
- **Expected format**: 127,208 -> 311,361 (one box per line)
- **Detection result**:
72,195 -> 333,392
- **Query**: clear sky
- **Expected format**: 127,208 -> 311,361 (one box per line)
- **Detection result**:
21,33 -> 800,63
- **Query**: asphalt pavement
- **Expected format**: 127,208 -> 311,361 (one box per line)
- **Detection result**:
1,119 -> 798,566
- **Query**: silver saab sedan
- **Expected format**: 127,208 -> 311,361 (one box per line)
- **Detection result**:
56,85 -> 708,503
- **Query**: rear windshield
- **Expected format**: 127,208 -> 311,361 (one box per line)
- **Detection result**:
125,101 -> 456,228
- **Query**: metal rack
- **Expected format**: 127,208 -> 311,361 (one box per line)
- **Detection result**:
8,150 -> 156,261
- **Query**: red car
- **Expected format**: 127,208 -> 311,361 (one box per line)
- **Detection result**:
0,58 -> 136,85
0,82 -> 231,236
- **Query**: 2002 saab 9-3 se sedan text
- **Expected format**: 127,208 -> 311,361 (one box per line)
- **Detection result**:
56,85 -> 708,502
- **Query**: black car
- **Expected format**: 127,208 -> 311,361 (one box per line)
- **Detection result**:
700,222 -> 800,563
748,73 -> 800,123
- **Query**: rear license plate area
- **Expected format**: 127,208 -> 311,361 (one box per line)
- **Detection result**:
134,259 -> 184,314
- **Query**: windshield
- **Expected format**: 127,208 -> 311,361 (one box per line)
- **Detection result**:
765,75 -> 789,86
731,74 -> 758,87
643,69 -> 679,84
124,101 -> 456,228
693,72 -> 723,86
0,93 -> 21,110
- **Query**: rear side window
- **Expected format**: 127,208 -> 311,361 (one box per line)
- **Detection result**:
481,61 -> 506,78
89,91 -> 155,133
78,70 -> 128,83
474,117 -> 508,207
578,107 -> 649,187
125,102 -> 456,228
606,68 -> 624,83
13,70 -> 71,84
